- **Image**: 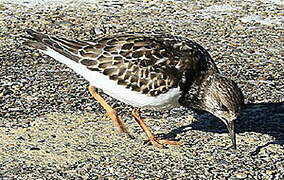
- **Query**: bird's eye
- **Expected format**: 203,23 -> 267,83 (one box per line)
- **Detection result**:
221,104 -> 229,111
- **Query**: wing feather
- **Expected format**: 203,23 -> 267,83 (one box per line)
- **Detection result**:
24,30 -> 217,96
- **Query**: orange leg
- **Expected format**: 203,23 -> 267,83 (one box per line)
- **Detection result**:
131,108 -> 180,148
88,85 -> 131,137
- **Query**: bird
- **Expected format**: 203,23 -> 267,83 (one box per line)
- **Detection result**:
23,29 -> 244,148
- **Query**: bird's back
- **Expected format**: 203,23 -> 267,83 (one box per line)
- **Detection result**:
24,30 -> 218,97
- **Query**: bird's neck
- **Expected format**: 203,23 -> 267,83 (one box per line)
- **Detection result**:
178,71 -> 217,110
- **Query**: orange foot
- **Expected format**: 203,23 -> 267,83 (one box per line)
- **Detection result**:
132,108 -> 181,148
147,138 -> 181,148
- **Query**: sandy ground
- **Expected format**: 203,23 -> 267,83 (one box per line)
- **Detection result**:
0,0 -> 283,179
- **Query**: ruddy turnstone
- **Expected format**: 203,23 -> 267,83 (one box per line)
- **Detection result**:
23,29 -> 244,148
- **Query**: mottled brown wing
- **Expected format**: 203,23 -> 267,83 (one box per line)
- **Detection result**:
77,34 -> 203,96
25,30 -> 213,96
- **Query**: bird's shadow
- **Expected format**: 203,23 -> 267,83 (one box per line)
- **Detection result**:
163,102 -> 284,148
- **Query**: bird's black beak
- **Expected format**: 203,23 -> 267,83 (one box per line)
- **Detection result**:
225,120 -> 236,149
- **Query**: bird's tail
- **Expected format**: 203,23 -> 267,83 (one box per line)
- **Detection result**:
22,29 -> 50,50
22,29 -> 91,63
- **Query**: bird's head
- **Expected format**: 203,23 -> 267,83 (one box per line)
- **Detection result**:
200,73 -> 244,149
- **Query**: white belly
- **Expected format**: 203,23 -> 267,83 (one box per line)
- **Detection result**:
42,48 -> 181,110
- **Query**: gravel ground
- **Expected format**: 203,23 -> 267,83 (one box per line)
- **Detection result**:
0,0 -> 283,179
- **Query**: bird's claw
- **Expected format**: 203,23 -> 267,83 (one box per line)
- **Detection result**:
145,138 -> 181,148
